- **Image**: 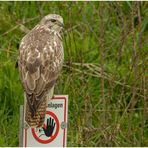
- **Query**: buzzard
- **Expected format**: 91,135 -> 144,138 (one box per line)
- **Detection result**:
18,14 -> 64,128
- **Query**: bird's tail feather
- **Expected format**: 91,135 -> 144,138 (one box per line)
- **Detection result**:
24,86 -> 55,128
25,97 -> 47,128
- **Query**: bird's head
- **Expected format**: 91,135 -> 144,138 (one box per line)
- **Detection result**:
40,14 -> 64,32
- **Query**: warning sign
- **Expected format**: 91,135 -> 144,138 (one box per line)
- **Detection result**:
23,95 -> 68,147
31,111 -> 60,144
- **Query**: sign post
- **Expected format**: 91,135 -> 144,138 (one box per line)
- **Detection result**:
19,95 -> 68,147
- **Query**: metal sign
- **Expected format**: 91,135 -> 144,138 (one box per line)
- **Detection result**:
23,95 -> 68,147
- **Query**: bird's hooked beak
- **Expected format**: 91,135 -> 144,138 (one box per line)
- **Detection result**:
60,23 -> 64,28
57,21 -> 64,28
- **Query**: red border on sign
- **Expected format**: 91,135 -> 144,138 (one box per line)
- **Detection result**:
24,97 -> 67,147
31,111 -> 60,144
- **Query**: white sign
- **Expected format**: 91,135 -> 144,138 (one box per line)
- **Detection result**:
23,95 -> 68,147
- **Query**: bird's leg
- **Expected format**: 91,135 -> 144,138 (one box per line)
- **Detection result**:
48,86 -> 55,99
46,86 -> 55,108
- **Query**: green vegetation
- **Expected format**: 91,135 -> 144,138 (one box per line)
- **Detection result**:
0,1 -> 148,146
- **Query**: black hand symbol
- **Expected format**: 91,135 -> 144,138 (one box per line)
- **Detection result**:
42,117 -> 55,137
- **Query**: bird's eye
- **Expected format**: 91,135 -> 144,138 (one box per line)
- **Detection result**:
50,19 -> 56,22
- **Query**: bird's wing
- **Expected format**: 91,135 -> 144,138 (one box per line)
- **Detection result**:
18,27 -> 64,117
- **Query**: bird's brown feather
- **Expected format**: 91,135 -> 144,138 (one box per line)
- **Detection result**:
25,96 -> 47,127
18,20 -> 64,127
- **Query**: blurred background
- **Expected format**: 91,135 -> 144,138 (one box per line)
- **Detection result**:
0,1 -> 147,146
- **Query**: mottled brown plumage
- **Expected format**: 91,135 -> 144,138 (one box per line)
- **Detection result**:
18,14 -> 64,127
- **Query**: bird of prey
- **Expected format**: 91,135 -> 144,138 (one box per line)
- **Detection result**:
18,14 -> 64,128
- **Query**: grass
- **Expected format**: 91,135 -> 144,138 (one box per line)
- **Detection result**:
0,1 -> 148,147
